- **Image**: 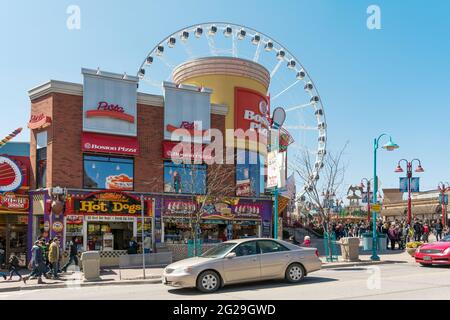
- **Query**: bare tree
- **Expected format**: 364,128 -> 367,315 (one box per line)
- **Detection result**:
166,160 -> 236,255
291,142 -> 349,260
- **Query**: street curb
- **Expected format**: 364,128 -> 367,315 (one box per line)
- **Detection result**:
321,260 -> 408,269
0,277 -> 163,293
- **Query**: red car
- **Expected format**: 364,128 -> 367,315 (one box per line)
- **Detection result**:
415,235 -> 450,266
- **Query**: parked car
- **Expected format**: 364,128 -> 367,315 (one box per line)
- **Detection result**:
415,235 -> 450,266
162,238 -> 322,293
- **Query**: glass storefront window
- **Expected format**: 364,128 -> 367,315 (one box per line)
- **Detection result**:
83,155 -> 134,190
236,150 -> 265,197
36,131 -> 48,189
163,162 -> 207,195
86,221 -> 133,251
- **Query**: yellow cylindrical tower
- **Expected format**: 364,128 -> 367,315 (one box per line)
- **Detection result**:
172,57 -> 271,153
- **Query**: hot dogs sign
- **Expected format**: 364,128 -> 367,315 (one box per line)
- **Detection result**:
70,191 -> 152,216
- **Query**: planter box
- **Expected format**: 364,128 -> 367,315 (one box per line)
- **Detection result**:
406,247 -> 417,257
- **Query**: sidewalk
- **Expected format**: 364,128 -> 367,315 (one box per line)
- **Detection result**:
320,250 -> 414,269
0,267 -> 164,293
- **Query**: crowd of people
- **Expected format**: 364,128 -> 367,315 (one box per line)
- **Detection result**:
0,236 -> 80,283
309,218 -> 450,250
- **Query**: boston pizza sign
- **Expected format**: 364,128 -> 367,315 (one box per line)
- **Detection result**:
71,191 -> 151,216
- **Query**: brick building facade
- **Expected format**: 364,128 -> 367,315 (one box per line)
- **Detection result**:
26,64 -> 274,264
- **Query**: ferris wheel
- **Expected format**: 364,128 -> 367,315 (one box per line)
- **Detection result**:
136,22 -> 327,199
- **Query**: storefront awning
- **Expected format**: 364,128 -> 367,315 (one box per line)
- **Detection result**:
382,204 -> 440,217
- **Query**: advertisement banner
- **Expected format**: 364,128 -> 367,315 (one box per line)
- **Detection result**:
0,156 -> 23,193
163,82 -> 212,144
161,141 -> 214,162
235,87 -> 270,137
71,191 -> 152,216
82,132 -> 139,156
0,193 -> 29,213
82,68 -> 138,137
267,151 -> 286,189
399,177 -> 420,193
361,192 -> 374,204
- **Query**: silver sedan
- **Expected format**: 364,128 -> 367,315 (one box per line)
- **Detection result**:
162,238 -> 322,293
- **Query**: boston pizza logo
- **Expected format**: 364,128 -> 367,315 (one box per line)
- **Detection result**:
0,156 -> 23,193
84,143 -> 92,149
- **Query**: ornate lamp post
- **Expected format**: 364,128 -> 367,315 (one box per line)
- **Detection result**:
437,182 -> 449,228
372,134 -> 399,261
394,159 -> 424,225
360,178 -> 374,223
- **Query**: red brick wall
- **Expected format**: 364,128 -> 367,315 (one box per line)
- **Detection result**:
51,93 -> 84,188
134,103 -> 164,192
30,94 -> 53,189
29,92 -> 229,194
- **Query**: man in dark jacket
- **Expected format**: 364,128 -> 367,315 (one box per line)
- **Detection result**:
436,221 -> 444,241
62,237 -> 79,272
23,240 -> 45,284
413,221 -> 422,241
8,253 -> 22,281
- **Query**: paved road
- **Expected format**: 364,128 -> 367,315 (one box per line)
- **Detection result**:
1,262 -> 450,300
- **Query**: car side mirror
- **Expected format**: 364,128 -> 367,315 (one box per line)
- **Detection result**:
225,252 -> 236,259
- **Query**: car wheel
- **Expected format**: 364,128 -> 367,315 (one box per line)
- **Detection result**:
285,263 -> 305,283
196,270 -> 221,293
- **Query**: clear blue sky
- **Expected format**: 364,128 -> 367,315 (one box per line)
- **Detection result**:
1,0 -> 449,194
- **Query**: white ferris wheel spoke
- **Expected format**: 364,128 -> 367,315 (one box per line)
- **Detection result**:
141,77 -> 163,89
271,80 -> 300,101
181,40 -> 195,59
156,55 -> 175,70
253,40 -> 262,62
285,102 -> 314,112
232,32 -> 237,58
283,125 -> 318,131
207,35 -> 218,56
270,60 -> 283,78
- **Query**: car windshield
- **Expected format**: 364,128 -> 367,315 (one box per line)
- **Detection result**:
201,243 -> 237,258
441,236 -> 450,242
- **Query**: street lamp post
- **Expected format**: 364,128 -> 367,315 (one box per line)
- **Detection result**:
394,159 -> 424,225
372,134 -> 399,261
270,107 -> 286,240
360,178 -> 373,223
437,182 -> 449,228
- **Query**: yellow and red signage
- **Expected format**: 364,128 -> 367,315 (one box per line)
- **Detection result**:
234,87 -> 271,136
27,114 -> 52,130
0,193 -> 29,213
68,191 -> 153,216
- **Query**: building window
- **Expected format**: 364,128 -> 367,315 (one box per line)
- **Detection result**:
36,131 -> 47,189
83,155 -> 134,190
236,150 -> 265,197
163,162 -> 207,195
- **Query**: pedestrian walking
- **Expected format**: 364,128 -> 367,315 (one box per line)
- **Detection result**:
423,223 -> 430,242
127,237 -> 138,254
48,237 -> 61,279
62,237 -> 79,272
23,240 -> 45,284
0,244 -> 5,269
436,221 -> 443,241
413,220 -> 422,241
7,252 -> 23,281
388,224 -> 398,250
302,236 -> 311,247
